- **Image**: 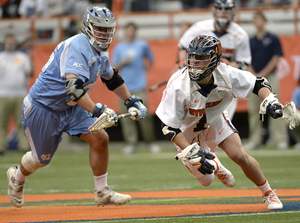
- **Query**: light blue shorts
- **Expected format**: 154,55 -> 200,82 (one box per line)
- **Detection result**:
21,95 -> 96,164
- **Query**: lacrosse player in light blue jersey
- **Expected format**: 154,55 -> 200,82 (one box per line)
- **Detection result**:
6,6 -> 147,208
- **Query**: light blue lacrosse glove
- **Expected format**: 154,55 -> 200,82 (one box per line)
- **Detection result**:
93,103 -> 118,123
124,95 -> 147,121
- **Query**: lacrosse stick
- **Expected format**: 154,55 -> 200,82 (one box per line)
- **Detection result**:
88,111 -> 138,132
282,101 -> 299,130
149,80 -> 168,92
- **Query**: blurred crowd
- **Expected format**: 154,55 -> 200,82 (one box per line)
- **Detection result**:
0,0 -> 298,19
0,0 -> 111,18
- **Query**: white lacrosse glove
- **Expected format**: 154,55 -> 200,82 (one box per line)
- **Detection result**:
259,93 -> 283,121
175,142 -> 215,175
124,95 -> 147,121
92,103 -> 118,124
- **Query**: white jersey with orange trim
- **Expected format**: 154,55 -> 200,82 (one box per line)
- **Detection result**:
178,19 -> 251,64
155,63 -> 255,142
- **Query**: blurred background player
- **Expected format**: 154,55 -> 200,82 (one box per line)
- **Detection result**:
0,33 -> 32,155
156,35 -> 283,210
177,0 -> 251,121
6,6 -> 147,208
112,22 -> 160,154
245,11 -> 288,150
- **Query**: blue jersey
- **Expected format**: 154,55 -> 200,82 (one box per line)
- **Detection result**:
29,33 -> 113,111
112,39 -> 153,92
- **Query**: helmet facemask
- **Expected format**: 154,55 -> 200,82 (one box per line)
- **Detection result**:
187,54 -> 218,82
185,35 -> 222,82
213,0 -> 235,28
85,22 -> 115,51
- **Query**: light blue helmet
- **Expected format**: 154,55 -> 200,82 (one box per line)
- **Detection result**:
82,6 -> 116,51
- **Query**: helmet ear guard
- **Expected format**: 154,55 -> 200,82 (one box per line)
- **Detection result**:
186,35 -> 222,82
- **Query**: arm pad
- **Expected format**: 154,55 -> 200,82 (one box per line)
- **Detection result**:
65,78 -> 86,101
253,76 -> 272,95
101,68 -> 124,91
161,122 -> 181,141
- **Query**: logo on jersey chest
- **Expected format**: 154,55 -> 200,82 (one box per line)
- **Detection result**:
189,99 -> 222,117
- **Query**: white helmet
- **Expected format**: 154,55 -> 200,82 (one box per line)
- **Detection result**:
82,6 -> 116,51
213,0 -> 235,28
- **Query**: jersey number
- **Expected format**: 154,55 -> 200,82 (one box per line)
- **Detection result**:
193,114 -> 207,132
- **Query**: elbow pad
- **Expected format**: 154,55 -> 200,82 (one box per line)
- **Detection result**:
253,77 -> 272,95
65,78 -> 86,101
101,68 -> 124,91
161,123 -> 181,141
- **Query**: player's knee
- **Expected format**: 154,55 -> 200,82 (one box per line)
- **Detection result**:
197,174 -> 214,187
232,152 -> 250,167
21,151 -> 47,173
87,130 -> 109,148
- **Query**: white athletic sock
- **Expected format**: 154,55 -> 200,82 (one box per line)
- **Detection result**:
94,173 -> 108,191
257,178 -> 272,196
15,167 -> 26,182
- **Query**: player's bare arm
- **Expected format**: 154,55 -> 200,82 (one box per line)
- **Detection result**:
170,131 -> 190,150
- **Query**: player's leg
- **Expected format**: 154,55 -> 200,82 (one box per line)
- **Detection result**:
219,133 -> 283,209
205,112 -> 237,187
175,138 -> 234,187
68,106 -> 131,206
7,95 -> 61,208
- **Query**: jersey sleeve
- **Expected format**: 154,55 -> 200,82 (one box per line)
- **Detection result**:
234,33 -> 252,65
155,84 -> 187,129
228,66 -> 256,99
99,51 -> 113,79
178,23 -> 200,49
62,40 -> 90,80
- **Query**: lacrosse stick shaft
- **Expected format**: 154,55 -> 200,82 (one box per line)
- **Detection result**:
149,80 -> 168,91
118,111 -> 138,119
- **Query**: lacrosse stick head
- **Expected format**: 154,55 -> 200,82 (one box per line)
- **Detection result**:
88,112 -> 117,132
282,101 -> 299,130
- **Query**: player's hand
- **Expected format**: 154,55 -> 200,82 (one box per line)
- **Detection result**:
93,103 -> 118,123
175,143 -> 215,175
259,93 -> 283,121
124,95 -> 147,121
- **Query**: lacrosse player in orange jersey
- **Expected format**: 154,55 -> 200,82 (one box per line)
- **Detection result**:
178,0 -> 251,121
156,35 -> 297,209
